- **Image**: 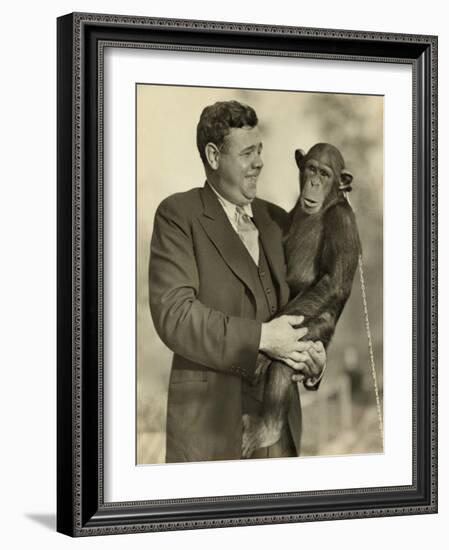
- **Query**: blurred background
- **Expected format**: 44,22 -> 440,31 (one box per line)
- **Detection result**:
136,85 -> 384,464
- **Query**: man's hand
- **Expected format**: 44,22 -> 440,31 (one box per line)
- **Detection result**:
259,315 -> 309,363
290,340 -> 326,383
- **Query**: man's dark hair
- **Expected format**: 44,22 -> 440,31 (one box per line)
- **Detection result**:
196,100 -> 258,165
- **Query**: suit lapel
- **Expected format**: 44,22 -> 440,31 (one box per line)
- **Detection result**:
252,199 -> 290,307
198,184 -> 258,295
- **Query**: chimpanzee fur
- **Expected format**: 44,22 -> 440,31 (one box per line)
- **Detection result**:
282,192 -> 361,346
242,143 -> 361,458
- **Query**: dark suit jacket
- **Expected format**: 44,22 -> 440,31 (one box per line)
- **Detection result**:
149,183 -> 302,462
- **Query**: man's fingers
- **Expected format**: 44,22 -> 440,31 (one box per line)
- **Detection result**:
289,351 -> 308,363
283,358 -> 314,379
290,365 -> 309,382
277,345 -> 309,362
294,326 -> 309,340
309,345 -> 325,368
313,340 -> 325,353
300,350 -> 322,377
292,341 -> 313,353
287,361 -> 314,376
283,358 -> 306,371
291,371 -> 306,383
284,315 -> 304,326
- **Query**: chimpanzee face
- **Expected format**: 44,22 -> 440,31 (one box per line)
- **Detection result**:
299,158 -> 335,214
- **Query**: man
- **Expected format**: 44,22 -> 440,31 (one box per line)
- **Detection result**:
149,100 -> 326,462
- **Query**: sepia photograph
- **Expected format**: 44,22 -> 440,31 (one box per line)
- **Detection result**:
136,83 -> 384,465
56,11 -> 437,536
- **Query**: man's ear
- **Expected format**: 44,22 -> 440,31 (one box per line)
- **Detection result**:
205,142 -> 220,170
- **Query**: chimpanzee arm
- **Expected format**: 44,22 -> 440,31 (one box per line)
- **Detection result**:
282,201 -> 361,348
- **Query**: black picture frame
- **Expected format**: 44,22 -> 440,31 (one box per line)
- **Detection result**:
57,12 -> 438,536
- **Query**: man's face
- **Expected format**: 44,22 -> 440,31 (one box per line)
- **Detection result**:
216,126 -> 264,205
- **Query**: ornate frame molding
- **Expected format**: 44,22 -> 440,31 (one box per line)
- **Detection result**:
57,12 -> 437,536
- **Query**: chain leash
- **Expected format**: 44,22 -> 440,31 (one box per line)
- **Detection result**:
358,254 -> 384,446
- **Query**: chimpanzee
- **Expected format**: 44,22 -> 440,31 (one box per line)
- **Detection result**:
242,143 -> 362,458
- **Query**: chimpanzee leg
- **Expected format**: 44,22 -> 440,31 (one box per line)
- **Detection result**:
242,361 -> 293,458
261,361 -> 293,434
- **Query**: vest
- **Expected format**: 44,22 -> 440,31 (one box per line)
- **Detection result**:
251,241 -> 278,322
241,239 -> 278,413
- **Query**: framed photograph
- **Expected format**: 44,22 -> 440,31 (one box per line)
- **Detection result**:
57,12 -> 437,536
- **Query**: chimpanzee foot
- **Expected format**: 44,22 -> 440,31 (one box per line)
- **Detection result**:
242,414 -> 283,458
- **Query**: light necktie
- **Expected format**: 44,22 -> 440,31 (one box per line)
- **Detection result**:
235,206 -> 259,265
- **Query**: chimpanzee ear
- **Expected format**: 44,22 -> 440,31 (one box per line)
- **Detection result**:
295,149 -> 306,170
339,169 -> 354,192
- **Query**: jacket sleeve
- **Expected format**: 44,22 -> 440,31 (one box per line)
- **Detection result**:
148,197 -> 261,379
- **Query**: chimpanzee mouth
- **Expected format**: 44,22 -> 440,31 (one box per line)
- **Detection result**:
303,197 -> 318,208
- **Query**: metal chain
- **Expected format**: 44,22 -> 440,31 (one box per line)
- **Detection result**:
358,254 -> 384,446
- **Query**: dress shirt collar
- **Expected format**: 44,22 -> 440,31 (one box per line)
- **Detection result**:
207,181 -> 254,222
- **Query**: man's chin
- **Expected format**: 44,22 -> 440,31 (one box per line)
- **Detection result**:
243,182 -> 258,199
243,192 -> 257,203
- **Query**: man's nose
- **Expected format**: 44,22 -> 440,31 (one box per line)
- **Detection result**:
253,154 -> 263,169
311,176 -> 320,187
